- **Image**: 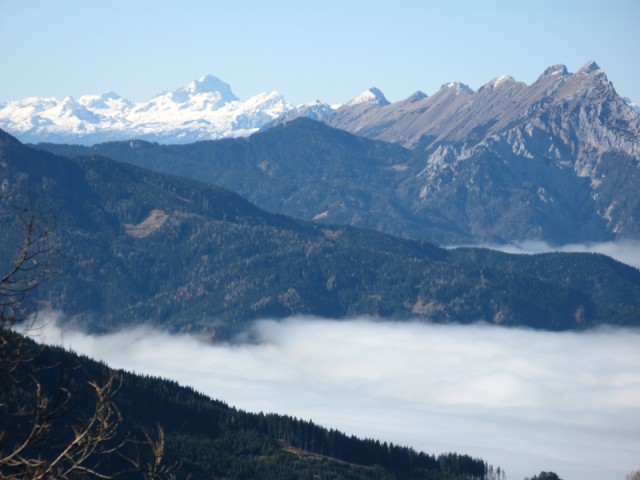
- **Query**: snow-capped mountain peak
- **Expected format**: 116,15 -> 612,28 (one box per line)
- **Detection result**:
148,75 -> 239,107
78,91 -> 132,111
182,74 -> 238,101
79,90 -> 122,103
0,75 -> 291,144
346,87 -> 390,106
481,75 -> 517,91
441,82 -> 474,94
540,64 -> 569,78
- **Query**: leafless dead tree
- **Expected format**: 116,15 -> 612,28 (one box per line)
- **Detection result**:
626,470 -> 640,480
0,203 -> 180,479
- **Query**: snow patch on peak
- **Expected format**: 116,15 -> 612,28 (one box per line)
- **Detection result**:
478,75 -> 522,93
51,97 -> 101,124
82,91 -> 122,101
441,82 -> 474,94
541,64 -> 569,77
154,75 -> 239,106
240,91 -> 288,111
0,77 -> 293,145
296,99 -> 334,115
259,99 -> 334,130
78,91 -> 131,110
347,88 -> 389,107
300,99 -> 328,108
185,75 -> 237,101
487,75 -> 515,88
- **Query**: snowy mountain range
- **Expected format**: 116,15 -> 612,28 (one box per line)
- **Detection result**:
3,65 -> 638,147
0,75 -> 292,144
0,74 -> 390,145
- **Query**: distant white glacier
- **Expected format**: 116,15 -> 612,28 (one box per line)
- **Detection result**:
0,75 -> 310,144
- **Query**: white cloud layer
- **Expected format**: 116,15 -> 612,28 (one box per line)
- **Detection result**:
27,316 -> 640,480
457,240 -> 640,270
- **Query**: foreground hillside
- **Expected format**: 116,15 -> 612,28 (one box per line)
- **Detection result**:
3,129 -> 640,336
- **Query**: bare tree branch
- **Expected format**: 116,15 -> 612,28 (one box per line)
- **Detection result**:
1,202 -> 181,479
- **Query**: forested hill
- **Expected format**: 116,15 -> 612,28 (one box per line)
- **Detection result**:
9,333 -> 499,480
2,128 -> 640,335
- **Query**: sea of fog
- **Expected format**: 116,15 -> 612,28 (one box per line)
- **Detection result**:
28,316 -> 640,480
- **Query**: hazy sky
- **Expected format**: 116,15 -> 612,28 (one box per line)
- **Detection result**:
2,0 -> 639,105
30,316 -> 640,480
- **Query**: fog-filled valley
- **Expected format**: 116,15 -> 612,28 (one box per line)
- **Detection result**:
27,315 -> 640,480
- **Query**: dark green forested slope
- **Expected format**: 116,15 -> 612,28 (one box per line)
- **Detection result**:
3,333 -> 498,480
3,129 -> 640,336
450,248 -> 640,326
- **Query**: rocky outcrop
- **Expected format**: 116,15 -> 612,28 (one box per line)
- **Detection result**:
326,62 -> 640,242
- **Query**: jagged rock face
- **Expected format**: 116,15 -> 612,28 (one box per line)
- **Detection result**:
327,62 -> 640,243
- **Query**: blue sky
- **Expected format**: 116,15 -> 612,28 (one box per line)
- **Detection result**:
2,0 -> 639,105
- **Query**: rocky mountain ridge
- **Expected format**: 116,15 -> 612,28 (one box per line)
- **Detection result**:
325,62 -> 638,148
321,62 -> 640,240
